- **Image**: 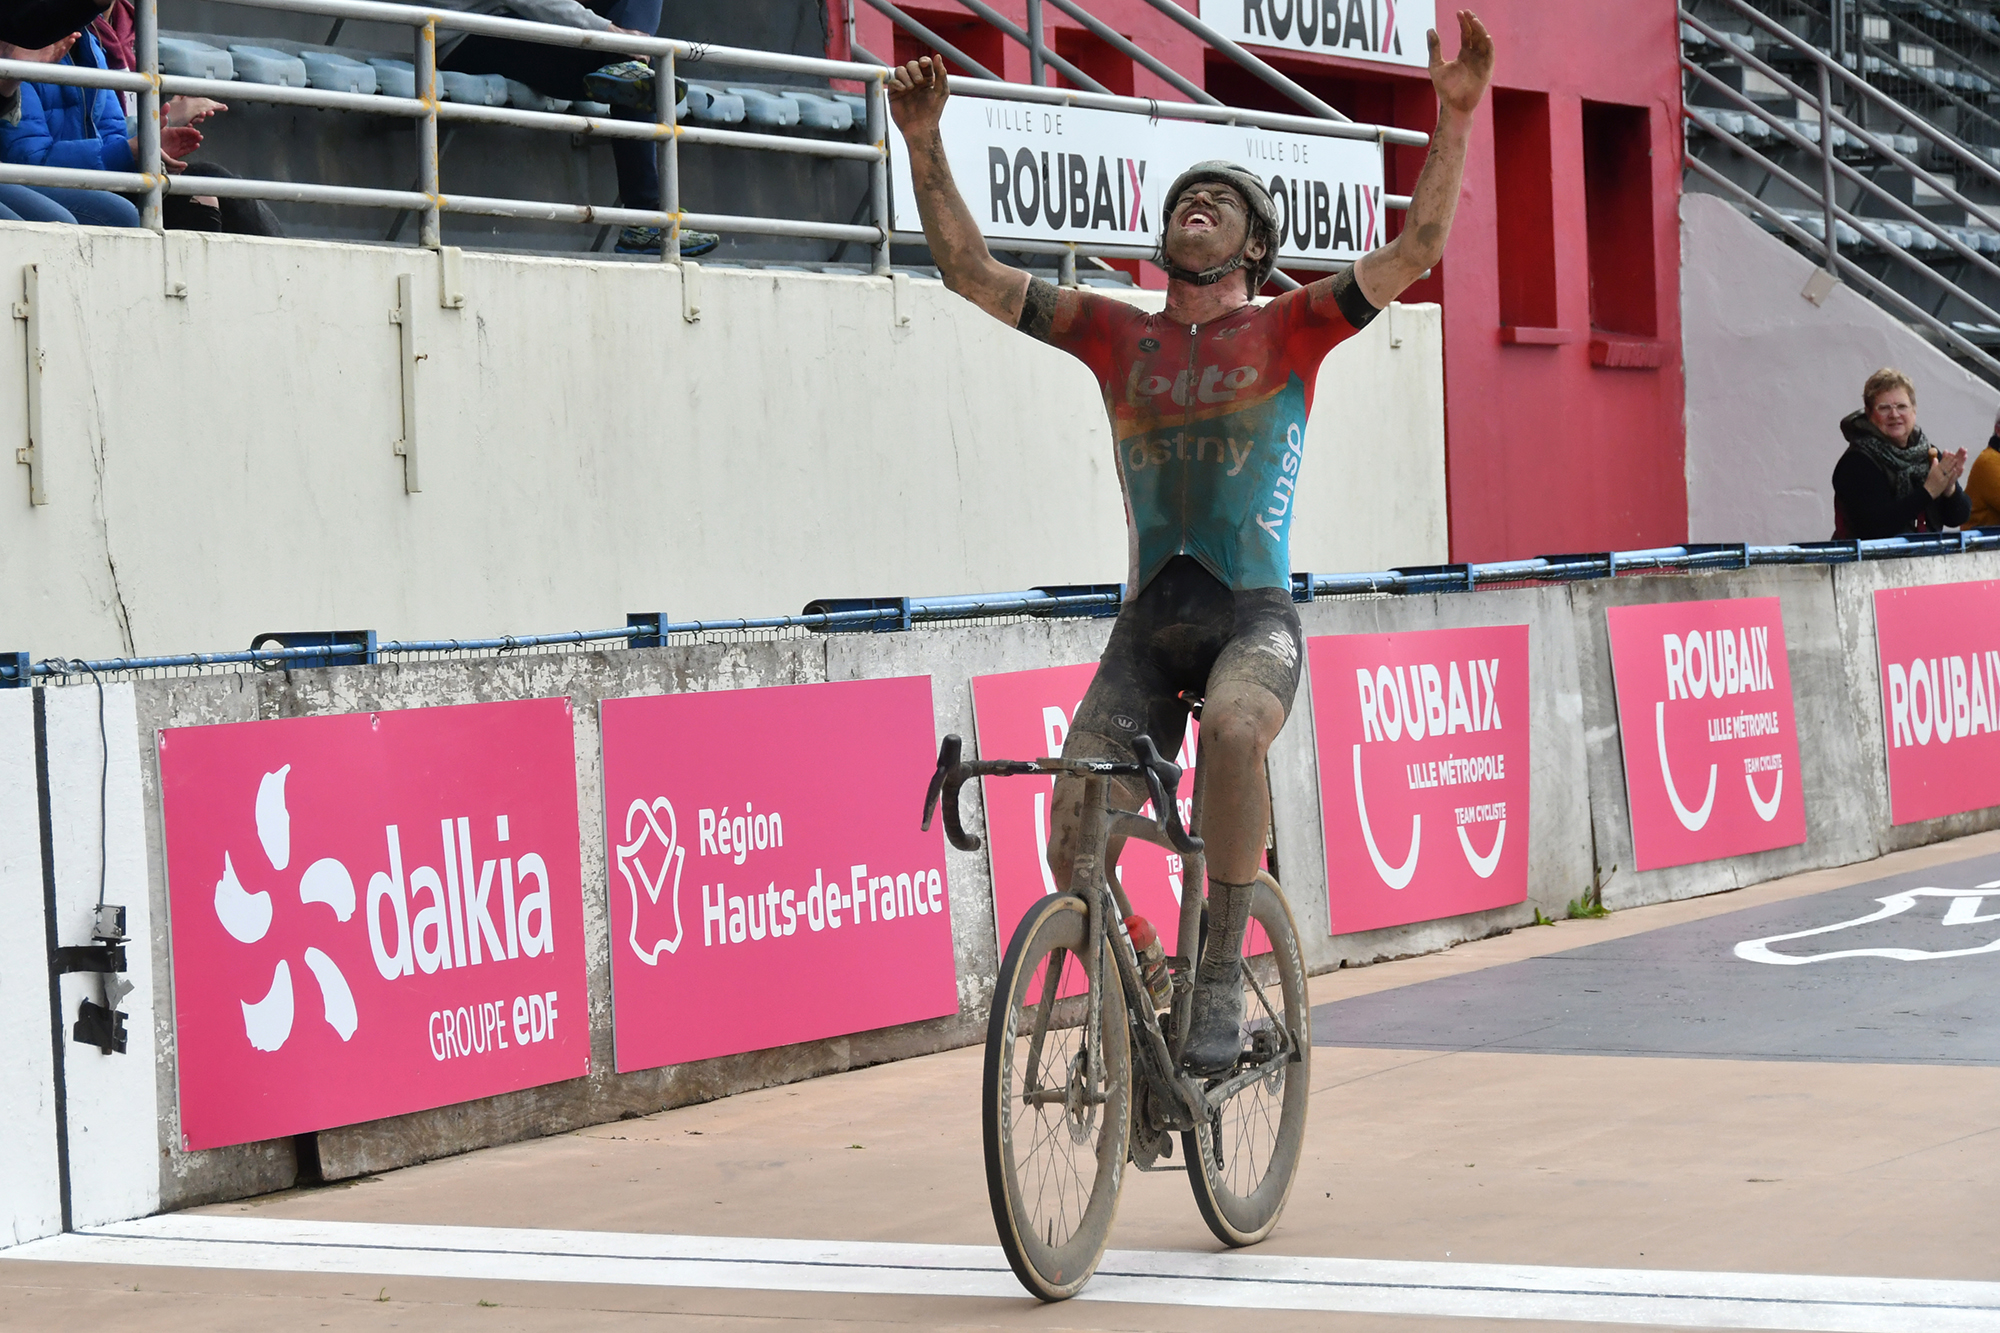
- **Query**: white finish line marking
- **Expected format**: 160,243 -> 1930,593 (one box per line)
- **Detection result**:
5,1214 -> 1999,1331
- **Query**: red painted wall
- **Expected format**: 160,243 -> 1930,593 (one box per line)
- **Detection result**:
836,1 -> 1688,561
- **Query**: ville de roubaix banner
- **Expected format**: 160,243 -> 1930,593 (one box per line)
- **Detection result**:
1873,580 -> 2000,825
1202,0 -> 1437,69
599,676 -> 958,1073
889,95 -> 1386,264
1307,626 -> 1530,935
970,662 -> 1269,959
1605,599 -> 1806,872
158,698 -> 588,1151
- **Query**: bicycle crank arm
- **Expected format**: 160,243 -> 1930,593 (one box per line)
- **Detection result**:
1202,1050 -> 1294,1111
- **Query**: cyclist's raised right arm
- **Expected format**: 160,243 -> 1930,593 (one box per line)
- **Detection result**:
888,56 -> 1032,326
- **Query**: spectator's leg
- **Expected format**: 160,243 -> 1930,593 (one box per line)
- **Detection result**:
442,36 -> 603,102
603,0 -> 662,34
175,163 -> 283,236
0,184 -> 75,224
28,188 -> 139,227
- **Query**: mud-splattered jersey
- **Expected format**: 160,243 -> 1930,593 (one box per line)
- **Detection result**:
1023,272 -> 1375,595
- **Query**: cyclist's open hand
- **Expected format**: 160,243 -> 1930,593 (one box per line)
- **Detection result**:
888,54 -> 949,134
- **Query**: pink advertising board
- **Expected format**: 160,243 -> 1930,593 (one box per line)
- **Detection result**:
1606,598 -> 1807,870
1873,580 -> 2000,825
158,698 -> 588,1151
969,663 -> 1266,959
599,676 -> 958,1073
1306,626 -> 1531,935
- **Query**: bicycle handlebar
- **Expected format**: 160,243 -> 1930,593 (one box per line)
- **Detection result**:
920,733 -> 1204,857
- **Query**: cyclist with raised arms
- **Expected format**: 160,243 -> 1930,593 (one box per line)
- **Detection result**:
889,13 -> 1493,1075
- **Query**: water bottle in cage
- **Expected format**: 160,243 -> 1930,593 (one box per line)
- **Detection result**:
1124,915 -> 1173,1012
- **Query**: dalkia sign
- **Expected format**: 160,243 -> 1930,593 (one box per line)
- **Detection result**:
1306,626 -> 1530,935
599,677 -> 958,1073
158,699 -> 587,1151
1605,598 -> 1806,871
890,96 -> 1385,263
1200,0 -> 1438,69
1873,581 -> 2000,825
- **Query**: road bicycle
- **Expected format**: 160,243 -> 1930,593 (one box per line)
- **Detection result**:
922,724 -> 1310,1301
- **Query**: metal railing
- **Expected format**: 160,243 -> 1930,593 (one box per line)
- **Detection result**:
0,0 -> 1419,279
846,0 -> 1421,284
11,530 -> 2000,683
1682,0 -> 2000,379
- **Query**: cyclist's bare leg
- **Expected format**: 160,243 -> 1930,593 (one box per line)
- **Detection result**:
1181,678 -> 1286,1074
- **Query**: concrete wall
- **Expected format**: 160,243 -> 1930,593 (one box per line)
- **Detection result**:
0,690 -> 61,1244
1682,193 -> 2000,545
0,225 -> 1447,664
15,544 -> 2000,1233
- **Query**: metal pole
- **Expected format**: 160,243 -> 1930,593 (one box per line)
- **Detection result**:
1131,0 -> 1350,121
1041,0 -> 1220,105
1829,0 -> 1845,63
659,49 -> 678,264
135,0 -> 162,230
1028,0 -> 1044,85
416,18 -> 441,247
1818,62 -> 1838,276
868,73 -> 891,275
1059,244 -> 1076,286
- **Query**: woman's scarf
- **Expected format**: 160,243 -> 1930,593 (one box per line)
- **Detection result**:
1841,409 -> 1934,499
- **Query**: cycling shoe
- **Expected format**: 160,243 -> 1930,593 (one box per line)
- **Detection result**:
1180,972 -> 1245,1076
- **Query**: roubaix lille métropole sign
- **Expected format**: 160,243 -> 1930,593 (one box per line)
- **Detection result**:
159,699 -> 588,1151
1201,0 -> 1437,69
970,663 -> 1264,962
599,677 -> 959,1074
889,96 -> 1387,264
1605,599 -> 1807,872
1306,625 -> 1531,935
1873,580 -> 2000,825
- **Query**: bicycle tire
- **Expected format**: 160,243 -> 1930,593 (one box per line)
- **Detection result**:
982,892 -> 1132,1301
1182,871 -> 1310,1247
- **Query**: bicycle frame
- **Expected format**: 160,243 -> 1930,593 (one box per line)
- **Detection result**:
923,736 -> 1301,1146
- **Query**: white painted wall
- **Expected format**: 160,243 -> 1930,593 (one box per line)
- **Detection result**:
0,689 -> 61,1244
43,681 -> 158,1228
0,227 -> 1445,661
1682,192 -> 2000,543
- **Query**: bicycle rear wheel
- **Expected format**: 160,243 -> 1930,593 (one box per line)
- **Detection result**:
983,892 -> 1132,1301
1183,871 -> 1310,1247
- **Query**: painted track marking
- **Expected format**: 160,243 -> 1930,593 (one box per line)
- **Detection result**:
5,1215 -> 2000,1330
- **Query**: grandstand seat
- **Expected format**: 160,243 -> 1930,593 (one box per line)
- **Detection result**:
440,70 -> 508,105
729,87 -> 799,127
683,84 -> 745,123
573,100 -> 611,116
505,79 -> 570,113
228,44 -> 308,87
368,58 -> 416,99
158,37 -> 234,80
830,91 -> 865,122
300,51 -> 376,95
788,91 -> 851,131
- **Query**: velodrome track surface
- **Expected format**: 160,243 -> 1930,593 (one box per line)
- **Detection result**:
7,835 -> 2000,1331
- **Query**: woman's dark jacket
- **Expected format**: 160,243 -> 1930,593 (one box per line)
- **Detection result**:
1831,411 -> 1970,539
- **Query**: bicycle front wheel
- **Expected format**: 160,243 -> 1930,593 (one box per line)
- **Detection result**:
1183,871 -> 1311,1247
982,891 -> 1132,1301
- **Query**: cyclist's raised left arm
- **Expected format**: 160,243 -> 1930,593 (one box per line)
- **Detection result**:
1348,10 -> 1493,309
889,56 -> 1032,326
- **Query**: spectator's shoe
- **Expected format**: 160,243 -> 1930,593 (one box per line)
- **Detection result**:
615,226 -> 720,257
584,61 -> 687,112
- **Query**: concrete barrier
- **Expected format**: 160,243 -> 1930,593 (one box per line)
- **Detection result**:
16,549 -> 2000,1232
0,225 -> 1448,661
0,690 -> 60,1244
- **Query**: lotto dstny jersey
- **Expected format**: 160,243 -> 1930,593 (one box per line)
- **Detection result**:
1030,279 -> 1368,596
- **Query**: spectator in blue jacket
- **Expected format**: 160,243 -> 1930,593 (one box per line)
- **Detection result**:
0,29 -> 198,228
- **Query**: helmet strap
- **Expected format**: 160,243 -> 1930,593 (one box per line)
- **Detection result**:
1162,252 -> 1246,286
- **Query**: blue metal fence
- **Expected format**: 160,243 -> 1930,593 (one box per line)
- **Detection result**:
7,531 -> 1998,684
